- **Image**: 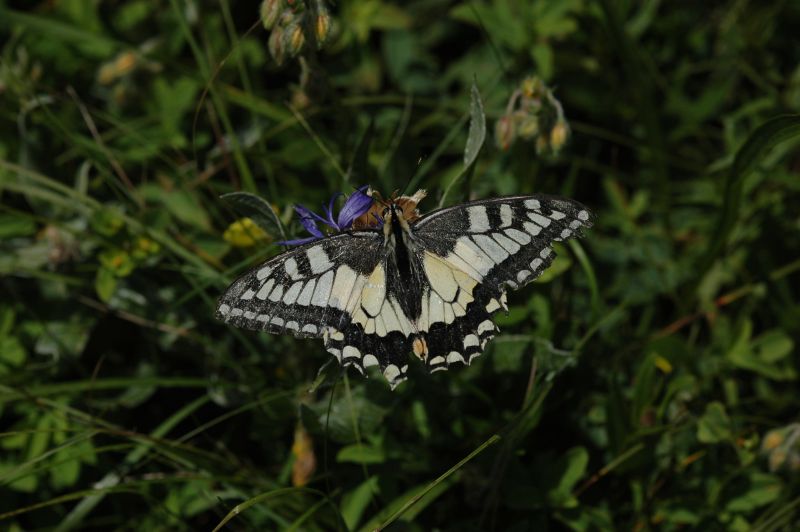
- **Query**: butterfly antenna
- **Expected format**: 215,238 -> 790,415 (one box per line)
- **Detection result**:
398,158 -> 423,197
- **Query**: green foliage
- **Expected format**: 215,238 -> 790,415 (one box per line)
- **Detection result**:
1,0 -> 799,530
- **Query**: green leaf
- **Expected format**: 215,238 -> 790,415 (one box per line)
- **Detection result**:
95,266 -> 118,302
0,336 -> 26,368
725,472 -> 783,513
50,448 -> 81,489
340,476 -> 379,530
336,443 -> 386,464
752,330 -> 794,363
463,79 -> 486,168
140,187 -> 210,230
697,401 -> 732,444
727,325 -> 798,381
699,114 -> 800,275
221,192 -> 285,242
547,447 -> 589,507
0,214 -> 37,238
732,115 -> 800,180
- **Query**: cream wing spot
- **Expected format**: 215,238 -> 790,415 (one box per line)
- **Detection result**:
472,234 -> 509,263
478,320 -> 496,335
383,364 -> 401,382
443,304 -> 455,324
505,228 -> 531,245
492,232 -> 520,254
329,265 -> 358,310
525,199 -> 541,210
428,290 -> 446,325
423,252 -> 459,302
284,258 -> 302,280
528,212 -> 551,227
523,221 -> 542,236
344,274 -> 368,314
394,299 -> 413,336
499,204 -> 513,227
578,210 -> 590,221
301,324 -> 317,335
240,288 -> 255,300
311,270 -> 334,306
256,266 -> 273,280
467,206 -> 491,232
306,245 -> 334,274
447,351 -> 465,364
550,210 -> 567,220
296,279 -> 315,306
418,292 -> 430,330
441,251 -> 484,282
268,284 -> 284,302
361,264 -> 387,317
363,354 -> 379,368
343,345 -> 361,359
375,314 -> 387,337
463,334 -> 480,349
282,281 -> 303,305
256,278 -> 275,300
453,239 -> 494,276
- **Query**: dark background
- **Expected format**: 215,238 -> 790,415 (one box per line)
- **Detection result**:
1,1 -> 799,530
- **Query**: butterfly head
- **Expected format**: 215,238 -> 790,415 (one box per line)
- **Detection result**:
351,188 -> 427,230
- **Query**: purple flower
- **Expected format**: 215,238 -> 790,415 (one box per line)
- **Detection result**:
280,186 -> 377,245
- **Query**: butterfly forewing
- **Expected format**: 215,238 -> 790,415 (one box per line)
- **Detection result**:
410,195 -> 593,372
216,232 -> 384,339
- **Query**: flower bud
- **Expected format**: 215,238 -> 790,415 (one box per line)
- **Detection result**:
314,12 -> 332,46
549,120 -> 569,152
516,113 -> 539,139
260,0 -> 284,29
762,429 -> 785,451
495,115 -> 516,151
284,21 -> 306,57
521,76 -> 544,99
268,26 -> 286,65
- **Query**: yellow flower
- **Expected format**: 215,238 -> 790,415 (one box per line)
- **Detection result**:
223,218 -> 270,247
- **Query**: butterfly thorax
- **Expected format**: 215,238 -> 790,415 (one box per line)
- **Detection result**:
383,203 -> 424,320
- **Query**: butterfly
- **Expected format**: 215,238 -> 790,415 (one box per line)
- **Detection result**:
216,187 -> 593,389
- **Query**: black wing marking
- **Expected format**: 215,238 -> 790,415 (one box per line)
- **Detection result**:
410,195 -> 593,372
216,231 -> 384,339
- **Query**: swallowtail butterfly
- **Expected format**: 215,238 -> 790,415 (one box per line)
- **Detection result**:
216,189 -> 593,389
